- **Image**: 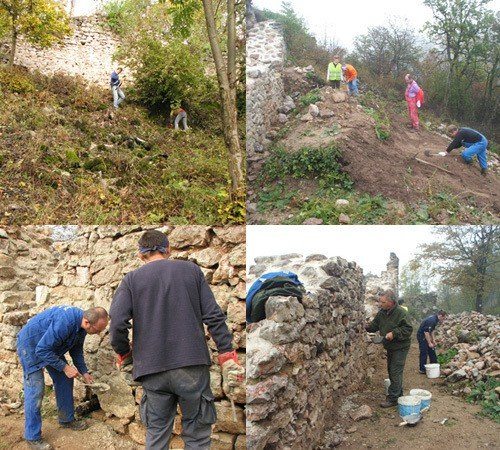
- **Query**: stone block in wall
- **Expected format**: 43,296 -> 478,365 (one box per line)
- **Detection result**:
168,226 -> 210,248
99,374 -> 136,420
211,432 -> 235,450
189,247 -> 224,268
213,400 -> 246,434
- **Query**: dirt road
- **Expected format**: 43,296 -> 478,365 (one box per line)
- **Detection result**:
336,340 -> 500,449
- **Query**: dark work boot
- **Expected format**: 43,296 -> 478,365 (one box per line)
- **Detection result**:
481,168 -> 487,176
60,419 -> 88,431
26,439 -> 53,450
380,399 -> 398,408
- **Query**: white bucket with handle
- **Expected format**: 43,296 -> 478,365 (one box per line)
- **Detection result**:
398,395 -> 422,418
425,363 -> 440,379
409,389 -> 432,411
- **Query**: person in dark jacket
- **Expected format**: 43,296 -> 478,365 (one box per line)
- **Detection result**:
445,125 -> 489,174
17,306 -> 109,450
109,230 -> 242,450
417,310 -> 447,374
366,290 -> 413,408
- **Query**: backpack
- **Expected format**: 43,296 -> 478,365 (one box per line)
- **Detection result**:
249,276 -> 306,323
416,88 -> 425,106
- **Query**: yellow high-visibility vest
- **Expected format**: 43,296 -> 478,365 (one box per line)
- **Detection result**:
328,62 -> 342,81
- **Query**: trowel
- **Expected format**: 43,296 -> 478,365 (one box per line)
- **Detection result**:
424,150 -> 447,157
80,382 -> 110,393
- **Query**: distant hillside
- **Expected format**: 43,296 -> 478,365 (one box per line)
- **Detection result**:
0,66 -> 244,224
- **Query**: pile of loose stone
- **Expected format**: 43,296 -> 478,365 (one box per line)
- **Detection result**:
246,254 -> 368,450
436,311 -> 500,384
0,225 -> 246,449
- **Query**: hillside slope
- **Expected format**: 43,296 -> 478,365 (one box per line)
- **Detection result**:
0,67 -> 243,225
249,84 -> 499,224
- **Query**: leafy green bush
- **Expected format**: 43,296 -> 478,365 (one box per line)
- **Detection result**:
466,378 -> 500,423
437,348 -> 458,366
299,90 -> 321,107
0,66 -> 36,94
263,145 -> 352,189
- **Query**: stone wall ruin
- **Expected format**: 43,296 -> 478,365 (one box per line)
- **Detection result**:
9,15 -> 119,87
364,252 -> 399,318
0,225 -> 246,449
246,254 -> 369,449
246,20 -> 287,176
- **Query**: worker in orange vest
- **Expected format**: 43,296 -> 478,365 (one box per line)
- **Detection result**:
342,64 -> 359,96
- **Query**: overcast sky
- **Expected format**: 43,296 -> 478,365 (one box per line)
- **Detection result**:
253,0 -> 500,51
247,225 -> 441,275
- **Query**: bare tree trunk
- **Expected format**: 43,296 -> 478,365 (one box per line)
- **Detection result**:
9,27 -> 17,66
201,0 -> 244,196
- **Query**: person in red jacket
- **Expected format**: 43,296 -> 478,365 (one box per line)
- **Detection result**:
405,74 -> 421,131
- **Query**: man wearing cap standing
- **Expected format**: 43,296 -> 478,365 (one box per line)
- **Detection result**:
109,230 -> 243,450
365,290 -> 413,408
327,55 -> 343,89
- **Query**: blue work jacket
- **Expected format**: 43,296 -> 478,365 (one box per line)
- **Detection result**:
17,306 -> 88,375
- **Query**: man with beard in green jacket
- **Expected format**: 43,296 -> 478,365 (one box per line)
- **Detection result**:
366,290 -> 413,408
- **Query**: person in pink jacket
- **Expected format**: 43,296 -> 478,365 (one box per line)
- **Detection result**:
405,74 -> 420,131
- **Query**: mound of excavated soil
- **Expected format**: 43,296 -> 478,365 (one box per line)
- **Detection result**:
257,86 -> 500,220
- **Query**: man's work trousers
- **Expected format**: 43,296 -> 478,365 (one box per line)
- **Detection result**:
174,111 -> 188,130
329,80 -> 341,89
418,334 -> 437,373
21,367 -> 75,441
112,85 -> 125,109
406,97 -> 419,130
347,78 -> 359,96
462,137 -> 488,169
140,365 -> 216,450
386,347 -> 409,402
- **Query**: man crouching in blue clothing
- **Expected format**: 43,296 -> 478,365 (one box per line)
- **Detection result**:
445,125 -> 489,175
16,306 -> 109,450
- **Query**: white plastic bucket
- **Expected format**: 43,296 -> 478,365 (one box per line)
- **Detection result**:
425,363 -> 440,379
397,395 -> 422,418
384,378 -> 391,395
409,389 -> 432,411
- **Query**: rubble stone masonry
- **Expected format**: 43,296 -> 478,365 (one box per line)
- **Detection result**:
12,15 -> 119,87
0,225 -> 245,449
246,254 -> 368,449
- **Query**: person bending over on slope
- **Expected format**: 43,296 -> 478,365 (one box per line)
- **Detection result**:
444,125 -> 489,175
342,64 -> 359,96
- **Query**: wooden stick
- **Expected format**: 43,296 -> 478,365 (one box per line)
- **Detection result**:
414,156 -> 455,175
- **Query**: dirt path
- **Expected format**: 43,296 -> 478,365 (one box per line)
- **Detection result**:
0,413 -> 140,450
336,340 -> 500,449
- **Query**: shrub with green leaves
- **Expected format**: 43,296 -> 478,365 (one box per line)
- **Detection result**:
263,145 -> 352,190
300,90 -> 321,107
466,378 -> 500,423
437,348 -> 458,365
0,66 -> 36,94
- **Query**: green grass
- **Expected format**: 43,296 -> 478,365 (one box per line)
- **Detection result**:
258,184 -> 296,212
0,66 -> 244,224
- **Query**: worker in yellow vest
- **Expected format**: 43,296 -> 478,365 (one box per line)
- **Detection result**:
327,55 -> 343,89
